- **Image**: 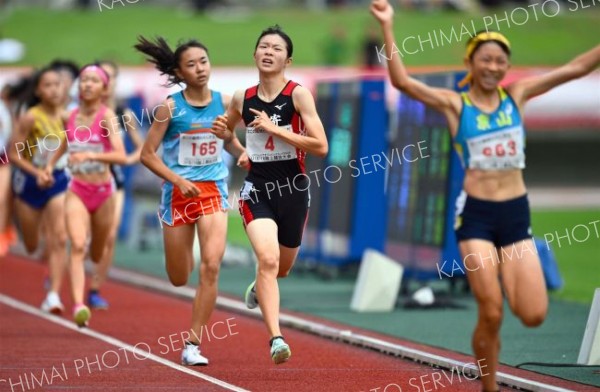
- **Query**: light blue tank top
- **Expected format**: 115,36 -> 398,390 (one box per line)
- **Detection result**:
162,90 -> 228,182
454,87 -> 526,171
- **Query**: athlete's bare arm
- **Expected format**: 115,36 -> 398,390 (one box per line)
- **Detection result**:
140,98 -> 200,198
508,44 -> 600,111
8,112 -> 43,177
122,108 -> 144,165
81,108 -> 127,165
370,0 -> 461,134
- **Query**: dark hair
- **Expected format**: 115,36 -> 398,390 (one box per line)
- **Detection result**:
134,36 -> 209,86
467,30 -> 511,59
255,25 -> 293,59
48,59 -> 80,80
15,66 -> 60,113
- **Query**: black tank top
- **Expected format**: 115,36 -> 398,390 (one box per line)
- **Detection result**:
242,80 -> 306,184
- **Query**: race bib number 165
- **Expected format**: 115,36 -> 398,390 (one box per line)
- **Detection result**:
178,131 -> 223,166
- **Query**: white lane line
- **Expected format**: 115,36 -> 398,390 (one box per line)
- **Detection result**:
0,293 -> 249,392
109,267 -> 575,392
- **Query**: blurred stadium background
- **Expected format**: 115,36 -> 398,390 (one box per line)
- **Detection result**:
1,0 -> 599,386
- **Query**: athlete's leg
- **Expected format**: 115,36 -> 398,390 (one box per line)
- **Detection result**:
0,165 -> 11,256
90,189 -> 124,291
42,194 -> 68,294
278,245 -> 299,278
65,191 -> 91,306
0,165 -> 11,234
460,239 -> 503,392
499,239 -> 547,327
89,194 -> 116,265
163,224 -> 196,286
13,198 -> 43,254
189,210 -> 227,342
246,218 -> 282,337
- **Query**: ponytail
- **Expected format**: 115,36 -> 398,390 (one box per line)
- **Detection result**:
134,35 -> 209,87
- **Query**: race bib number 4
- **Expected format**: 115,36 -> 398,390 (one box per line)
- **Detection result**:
467,126 -> 525,170
178,131 -> 223,166
246,124 -> 296,162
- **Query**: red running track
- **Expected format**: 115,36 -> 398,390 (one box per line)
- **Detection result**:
0,254 -> 589,392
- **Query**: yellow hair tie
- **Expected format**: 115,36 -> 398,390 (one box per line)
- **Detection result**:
458,31 -> 511,88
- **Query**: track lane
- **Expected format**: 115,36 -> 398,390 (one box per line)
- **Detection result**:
1,254 -> 568,391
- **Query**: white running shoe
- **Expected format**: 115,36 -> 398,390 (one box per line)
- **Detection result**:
41,292 -> 64,314
181,343 -> 208,366
244,280 -> 258,310
270,337 -> 291,365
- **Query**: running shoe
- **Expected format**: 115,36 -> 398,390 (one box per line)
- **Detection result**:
73,304 -> 91,327
41,291 -> 64,314
88,291 -> 109,310
181,342 -> 209,366
270,336 -> 291,365
244,280 -> 258,309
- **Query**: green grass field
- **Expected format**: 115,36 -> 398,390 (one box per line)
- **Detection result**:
531,209 -> 600,304
2,5 -> 600,67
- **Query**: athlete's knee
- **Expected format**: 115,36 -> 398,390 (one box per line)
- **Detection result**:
104,230 -> 117,249
277,266 -> 292,278
89,246 -> 105,264
479,303 -> 503,331
22,238 -> 38,254
48,232 -> 68,252
257,253 -> 279,275
518,308 -> 547,328
168,273 -> 188,287
70,239 -> 87,256
200,260 -> 221,284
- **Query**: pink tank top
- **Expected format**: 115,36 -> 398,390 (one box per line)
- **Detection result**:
66,105 -> 112,174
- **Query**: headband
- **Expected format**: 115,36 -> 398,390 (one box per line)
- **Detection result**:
458,32 -> 511,88
80,65 -> 109,86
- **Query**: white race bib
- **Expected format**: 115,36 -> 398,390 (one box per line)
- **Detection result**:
467,126 -> 525,170
32,136 -> 67,168
246,124 -> 296,163
178,131 -> 223,166
69,141 -> 105,174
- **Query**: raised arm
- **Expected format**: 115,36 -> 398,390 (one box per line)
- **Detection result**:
370,0 -> 459,114
508,44 -> 600,109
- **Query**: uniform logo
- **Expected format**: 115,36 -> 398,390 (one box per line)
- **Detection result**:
476,114 -> 491,131
269,114 -> 282,126
274,102 -> 287,111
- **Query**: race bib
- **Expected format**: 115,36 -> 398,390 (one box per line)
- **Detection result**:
32,135 -> 66,168
69,141 -> 105,174
467,126 -> 525,170
178,131 -> 223,166
246,124 -> 296,163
